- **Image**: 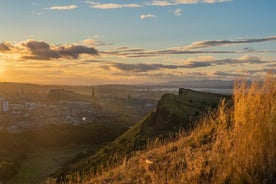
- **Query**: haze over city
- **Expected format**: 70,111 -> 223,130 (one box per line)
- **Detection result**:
0,0 -> 275,85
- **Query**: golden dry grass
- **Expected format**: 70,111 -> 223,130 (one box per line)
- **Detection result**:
84,74 -> 276,184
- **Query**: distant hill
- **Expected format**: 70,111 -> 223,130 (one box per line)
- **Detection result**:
51,89 -> 229,182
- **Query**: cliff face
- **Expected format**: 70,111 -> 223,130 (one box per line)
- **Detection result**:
149,90 -> 227,132
152,93 -> 193,131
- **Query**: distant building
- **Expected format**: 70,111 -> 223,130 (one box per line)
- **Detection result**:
0,97 -> 9,112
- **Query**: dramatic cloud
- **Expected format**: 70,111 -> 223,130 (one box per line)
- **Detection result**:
45,4 -> 78,10
184,36 -> 276,50
174,8 -> 182,15
89,2 -> 142,9
1,40 -> 98,60
24,40 -> 60,60
140,14 -> 156,20
57,45 -> 98,59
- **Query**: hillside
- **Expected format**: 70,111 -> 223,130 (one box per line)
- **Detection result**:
51,89 -> 228,182
86,75 -> 276,183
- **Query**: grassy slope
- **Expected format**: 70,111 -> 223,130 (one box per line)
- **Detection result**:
89,75 -> 276,184
58,89 -> 227,181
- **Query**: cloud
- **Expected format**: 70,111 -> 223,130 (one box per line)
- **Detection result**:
86,0 -> 231,10
1,40 -> 99,60
235,68 -> 276,76
101,46 -> 272,58
183,36 -> 276,50
148,0 -> 231,6
57,45 -> 98,59
101,47 -> 235,57
238,55 -> 263,63
85,0 -> 232,11
81,59 -> 110,64
0,42 -> 11,51
174,8 -> 182,16
212,71 -> 242,78
211,69 -> 275,79
45,4 -> 78,10
23,40 -> 60,60
147,0 -> 175,6
100,36 -> 276,58
202,0 -> 232,3
100,55 -> 272,74
3,36 -> 276,62
184,61 -> 212,68
111,63 -> 180,72
173,0 -> 198,4
266,63 -> 276,68
81,39 -> 112,47
140,14 -> 156,19
101,48 -> 272,58
183,56 -> 267,68
88,0 -> 231,10
89,2 -> 142,9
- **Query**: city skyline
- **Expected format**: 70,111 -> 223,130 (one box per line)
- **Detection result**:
0,0 -> 275,85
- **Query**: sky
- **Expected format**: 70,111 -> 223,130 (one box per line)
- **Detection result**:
0,0 -> 275,85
